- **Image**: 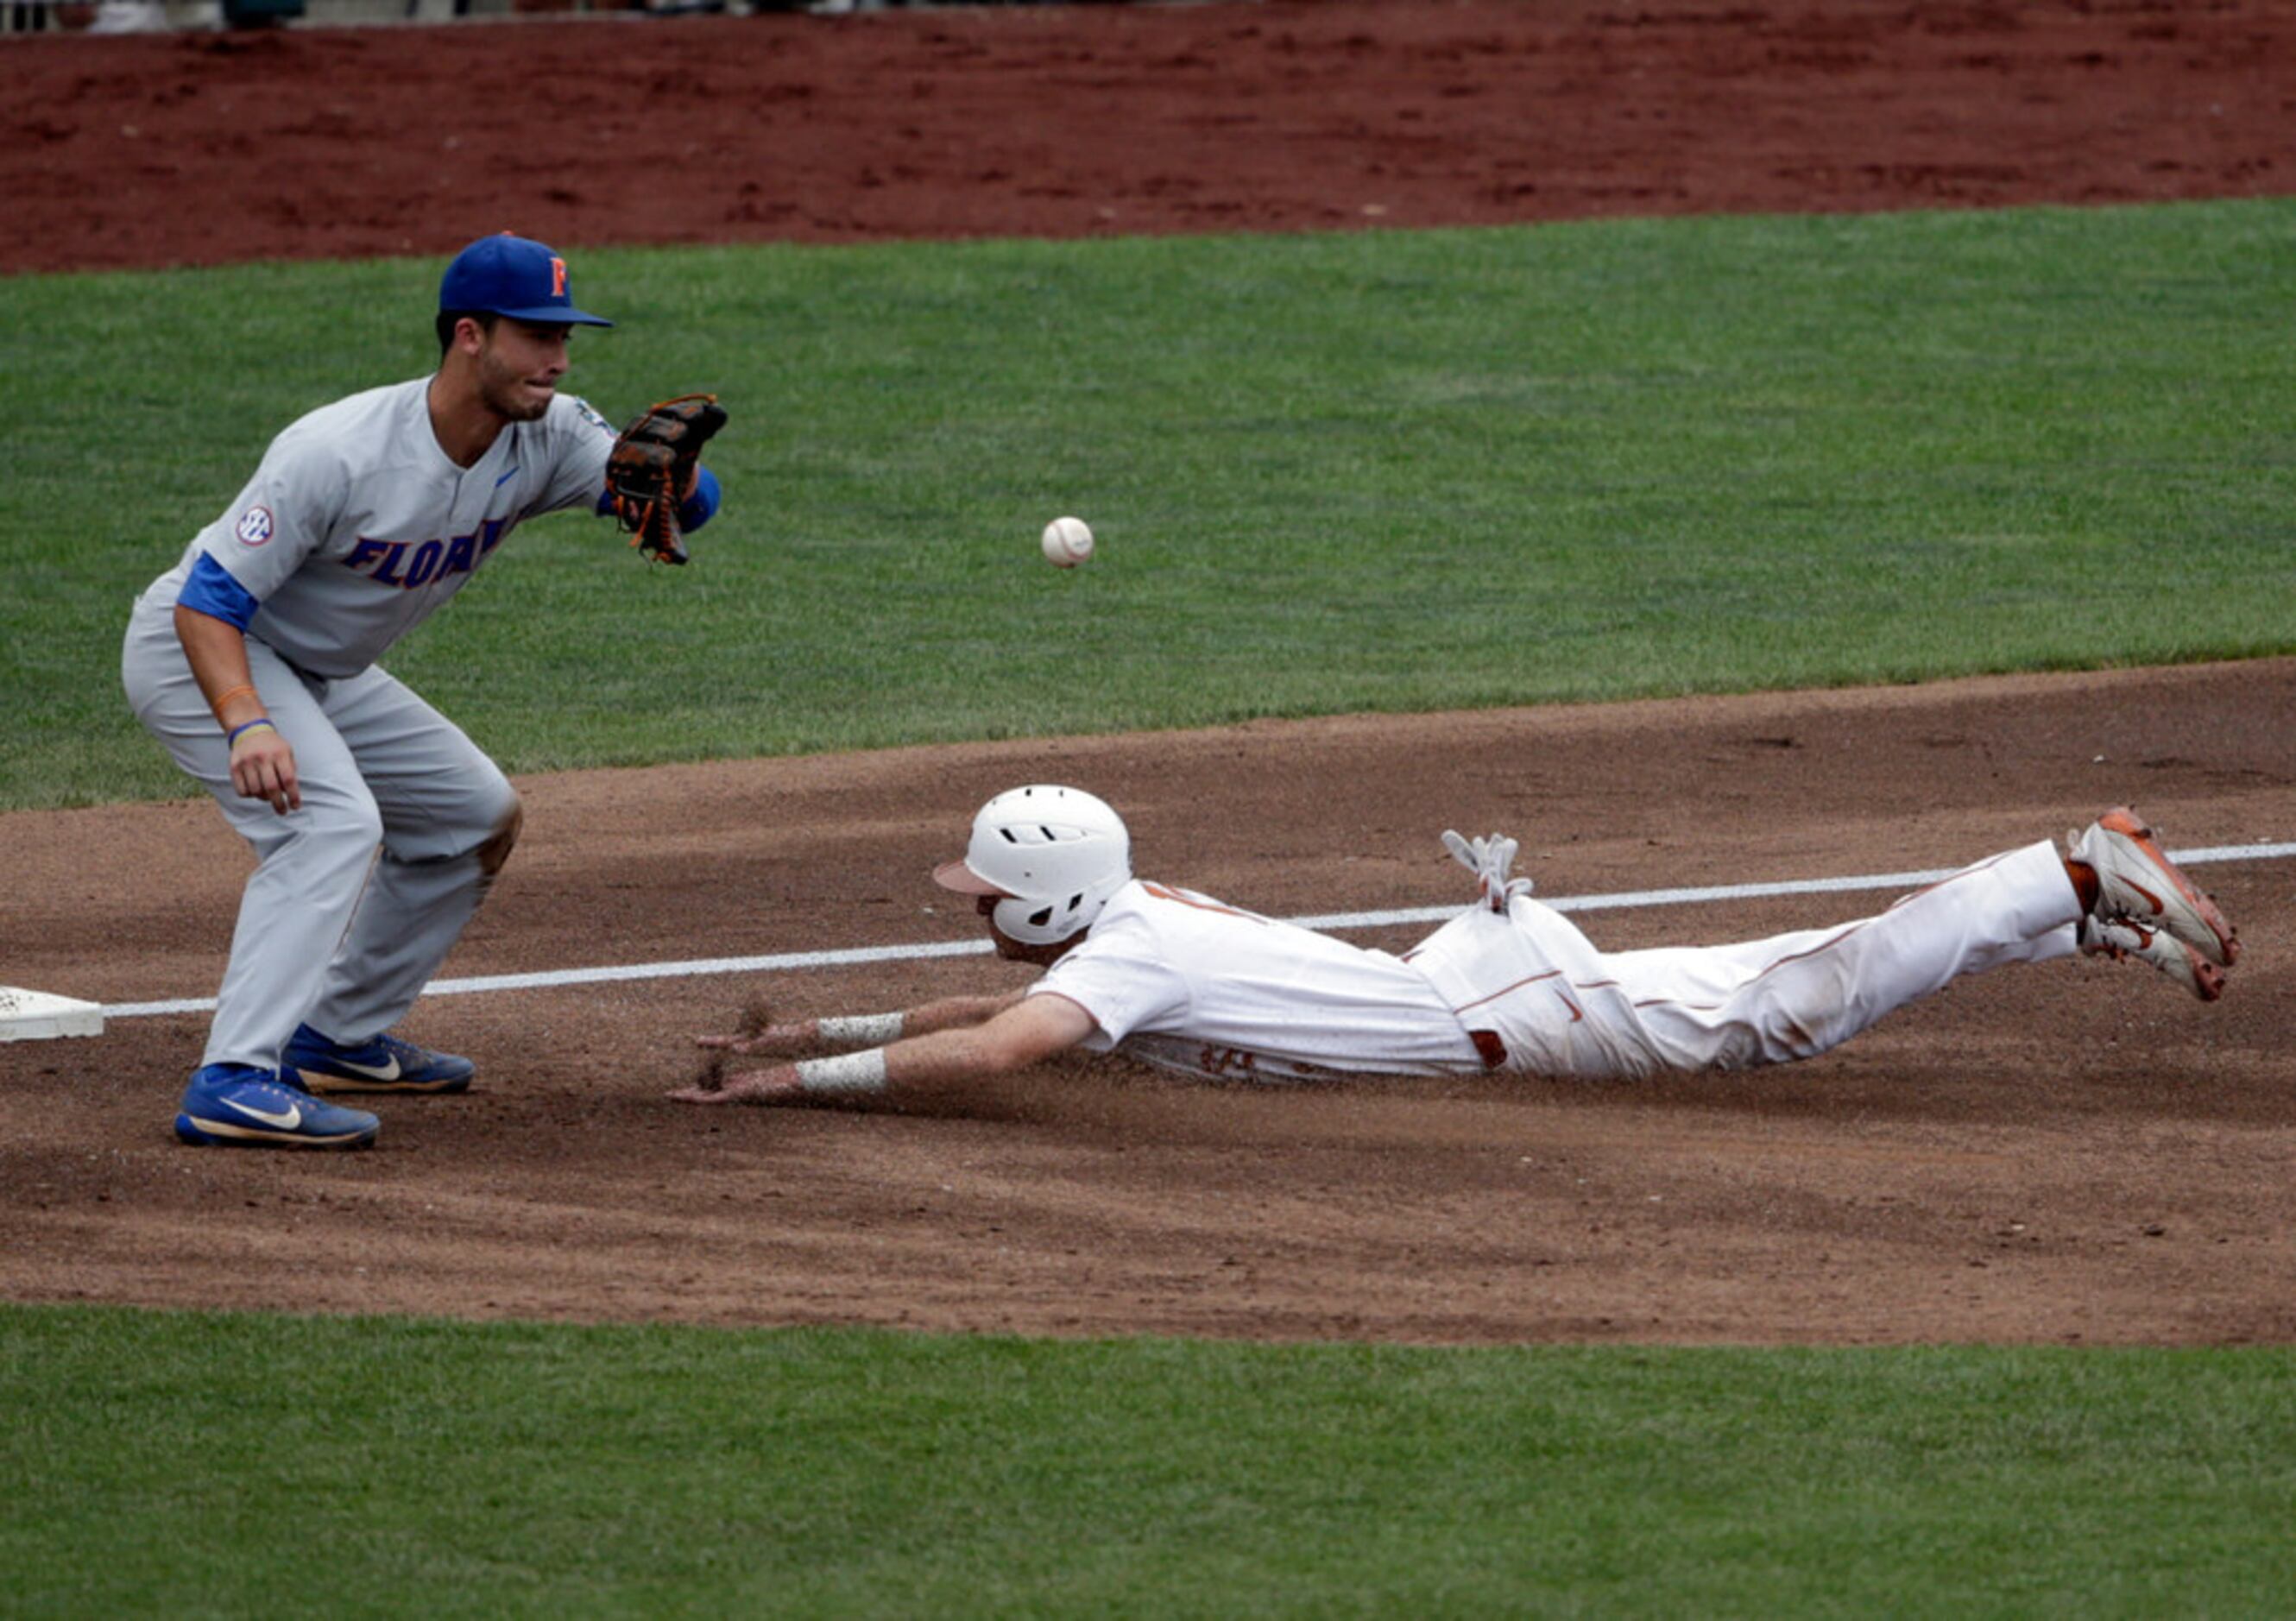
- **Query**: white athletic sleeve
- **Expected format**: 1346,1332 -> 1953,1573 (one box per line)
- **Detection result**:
534,394 -> 619,518
193,422 -> 350,601
1028,906 -> 1192,1050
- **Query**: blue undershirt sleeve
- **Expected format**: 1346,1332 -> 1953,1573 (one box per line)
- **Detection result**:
678,465 -> 722,533
178,552 -> 262,630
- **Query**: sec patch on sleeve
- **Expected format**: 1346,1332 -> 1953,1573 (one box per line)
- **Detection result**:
234,506 -> 275,546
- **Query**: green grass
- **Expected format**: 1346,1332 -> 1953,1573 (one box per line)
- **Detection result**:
4,199 -> 2294,808
3,1304 -> 2293,1616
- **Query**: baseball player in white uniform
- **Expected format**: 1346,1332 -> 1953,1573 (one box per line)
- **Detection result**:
673,785 -> 2238,1107
123,233 -> 723,1150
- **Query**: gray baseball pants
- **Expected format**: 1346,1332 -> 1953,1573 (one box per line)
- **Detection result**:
122,596 -> 519,1073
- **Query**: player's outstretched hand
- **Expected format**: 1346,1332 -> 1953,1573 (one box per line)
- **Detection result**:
669,1066 -> 806,1106
695,1022 -> 817,1058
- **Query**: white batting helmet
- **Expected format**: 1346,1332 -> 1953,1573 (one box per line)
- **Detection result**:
932,785 -> 1132,946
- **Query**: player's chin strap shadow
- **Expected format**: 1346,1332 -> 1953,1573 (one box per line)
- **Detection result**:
1440,829 -> 1536,913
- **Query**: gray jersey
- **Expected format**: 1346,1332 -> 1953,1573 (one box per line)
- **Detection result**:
141,377 -> 614,678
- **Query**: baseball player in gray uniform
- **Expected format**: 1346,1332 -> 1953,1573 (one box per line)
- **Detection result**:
124,233 -> 723,1150
673,785 -> 2237,1106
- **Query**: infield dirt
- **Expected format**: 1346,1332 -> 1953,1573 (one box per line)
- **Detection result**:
3,0 -> 2290,1345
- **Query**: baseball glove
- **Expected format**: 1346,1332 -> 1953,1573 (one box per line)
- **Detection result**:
608,393 -> 728,565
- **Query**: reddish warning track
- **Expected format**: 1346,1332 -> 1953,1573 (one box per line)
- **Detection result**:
3,1 -> 2291,1345
3,0 -> 2293,272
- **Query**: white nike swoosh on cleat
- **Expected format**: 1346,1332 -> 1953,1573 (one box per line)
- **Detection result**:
223,1098 -> 302,1130
331,1055 -> 402,1082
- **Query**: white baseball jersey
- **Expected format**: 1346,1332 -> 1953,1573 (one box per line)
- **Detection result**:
1031,880 -> 1490,1082
1029,844 -> 2083,1084
141,377 -> 614,677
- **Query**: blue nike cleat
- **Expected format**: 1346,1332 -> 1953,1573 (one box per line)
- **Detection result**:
282,1024 -> 476,1095
175,1063 -> 380,1150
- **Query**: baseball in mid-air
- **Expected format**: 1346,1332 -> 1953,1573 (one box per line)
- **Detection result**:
1041,515 -> 1094,568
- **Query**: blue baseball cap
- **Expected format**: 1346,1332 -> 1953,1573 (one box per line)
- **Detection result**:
438,233 -> 613,327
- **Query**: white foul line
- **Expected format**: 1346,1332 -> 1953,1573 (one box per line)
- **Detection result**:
98,840 -> 2295,1020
